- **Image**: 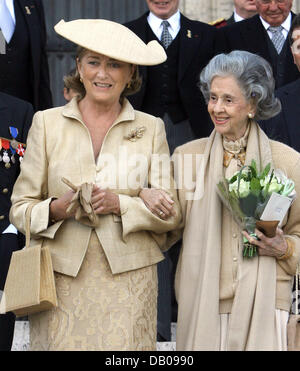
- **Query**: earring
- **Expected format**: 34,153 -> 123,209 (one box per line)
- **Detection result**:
127,81 -> 131,89
248,113 -> 254,119
80,77 -> 83,83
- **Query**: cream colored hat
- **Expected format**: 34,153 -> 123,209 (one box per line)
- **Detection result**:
54,19 -> 167,66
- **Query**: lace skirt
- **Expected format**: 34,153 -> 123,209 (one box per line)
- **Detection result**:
29,231 -> 157,351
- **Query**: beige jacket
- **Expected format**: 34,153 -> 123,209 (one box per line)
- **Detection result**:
173,137 -> 300,313
10,98 -> 181,277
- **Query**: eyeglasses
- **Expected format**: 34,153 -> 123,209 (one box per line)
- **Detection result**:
259,0 -> 288,4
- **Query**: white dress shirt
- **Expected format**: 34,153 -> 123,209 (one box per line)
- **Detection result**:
233,11 -> 245,23
147,10 -> 181,41
260,12 -> 292,41
0,0 -> 15,43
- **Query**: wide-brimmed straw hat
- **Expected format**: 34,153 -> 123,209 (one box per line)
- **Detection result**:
54,19 -> 167,66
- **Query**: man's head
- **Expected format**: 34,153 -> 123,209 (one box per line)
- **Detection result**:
289,14 -> 300,71
146,0 -> 179,19
255,0 -> 293,26
234,0 -> 257,19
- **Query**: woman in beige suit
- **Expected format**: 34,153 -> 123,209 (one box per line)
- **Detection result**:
142,50 -> 300,350
9,19 -> 180,351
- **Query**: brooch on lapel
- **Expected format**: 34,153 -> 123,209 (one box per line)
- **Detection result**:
0,126 -> 26,168
187,30 -> 192,38
124,126 -> 146,142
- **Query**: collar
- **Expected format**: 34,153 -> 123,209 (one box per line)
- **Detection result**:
147,10 -> 180,39
62,97 -> 135,127
233,10 -> 245,23
0,0 -> 15,23
259,12 -> 292,33
223,123 -> 250,167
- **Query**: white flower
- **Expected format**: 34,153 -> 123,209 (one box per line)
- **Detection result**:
229,178 -> 250,197
260,175 -> 283,194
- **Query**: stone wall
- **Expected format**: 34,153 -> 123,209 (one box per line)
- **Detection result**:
180,0 -> 300,23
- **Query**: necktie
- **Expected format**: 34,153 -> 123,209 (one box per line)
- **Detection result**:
161,20 -> 172,49
268,26 -> 285,54
0,0 -> 15,44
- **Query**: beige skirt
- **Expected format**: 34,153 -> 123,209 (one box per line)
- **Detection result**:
220,310 -> 289,351
29,231 -> 157,351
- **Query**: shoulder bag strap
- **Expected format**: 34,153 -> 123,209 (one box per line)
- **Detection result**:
25,201 -> 40,249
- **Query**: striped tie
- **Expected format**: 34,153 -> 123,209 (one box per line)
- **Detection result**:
161,20 -> 172,49
268,26 -> 285,54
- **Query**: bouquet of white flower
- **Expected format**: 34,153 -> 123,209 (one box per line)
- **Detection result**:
217,160 -> 296,258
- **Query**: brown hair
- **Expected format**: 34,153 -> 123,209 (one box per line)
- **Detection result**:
69,46 -> 142,101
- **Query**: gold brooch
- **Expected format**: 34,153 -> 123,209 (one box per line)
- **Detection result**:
124,126 -> 146,142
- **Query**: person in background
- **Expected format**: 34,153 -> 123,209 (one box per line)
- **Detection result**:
9,19 -> 181,351
0,93 -> 33,351
141,50 -> 300,350
220,0 -> 299,89
63,68 -> 80,102
124,0 -> 218,342
210,0 -> 257,28
0,0 -> 52,111
260,13 -> 300,152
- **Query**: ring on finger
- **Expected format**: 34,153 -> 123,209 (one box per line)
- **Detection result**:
159,210 -> 164,216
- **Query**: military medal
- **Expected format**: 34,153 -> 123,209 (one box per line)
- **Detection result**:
2,150 -> 11,168
9,126 -> 19,149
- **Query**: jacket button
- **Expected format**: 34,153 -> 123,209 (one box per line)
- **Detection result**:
233,233 -> 237,238
0,215 -> 5,220
2,188 -> 8,194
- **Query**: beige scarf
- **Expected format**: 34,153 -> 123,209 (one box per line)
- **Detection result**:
175,122 -> 279,350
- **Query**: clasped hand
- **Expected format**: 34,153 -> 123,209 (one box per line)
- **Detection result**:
49,185 -> 120,222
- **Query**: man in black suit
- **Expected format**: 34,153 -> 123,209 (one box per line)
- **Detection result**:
125,0 -> 217,342
0,0 -> 52,111
227,0 -> 258,24
0,92 -> 33,350
221,0 -> 299,89
125,0 -> 216,149
259,13 -> 300,152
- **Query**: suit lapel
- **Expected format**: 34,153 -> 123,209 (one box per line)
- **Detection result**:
178,14 -> 202,82
241,16 -> 271,62
282,80 -> 300,145
0,99 -> 12,138
16,0 -> 39,78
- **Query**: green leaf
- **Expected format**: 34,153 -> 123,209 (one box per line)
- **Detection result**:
260,162 -> 271,180
250,178 -> 261,197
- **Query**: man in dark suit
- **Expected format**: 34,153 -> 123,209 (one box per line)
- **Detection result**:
221,0 -> 299,89
0,0 -> 52,111
125,0 -> 217,342
210,0 -> 257,28
259,13 -> 300,152
0,92 -> 33,350
125,0 -> 216,149
227,0 -> 258,24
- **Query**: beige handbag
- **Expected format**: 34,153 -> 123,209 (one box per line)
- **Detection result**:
0,202 -> 58,317
287,264 -> 300,351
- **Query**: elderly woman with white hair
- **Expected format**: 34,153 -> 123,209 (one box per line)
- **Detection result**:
140,50 -> 300,350
9,19 -> 181,351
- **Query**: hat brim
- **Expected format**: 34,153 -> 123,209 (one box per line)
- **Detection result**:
54,19 -> 167,66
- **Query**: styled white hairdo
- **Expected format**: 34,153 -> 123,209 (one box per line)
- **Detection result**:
199,50 -> 281,120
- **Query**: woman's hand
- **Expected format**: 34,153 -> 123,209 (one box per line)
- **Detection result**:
242,227 -> 288,258
91,185 -> 120,215
49,190 -> 76,222
139,188 -> 175,220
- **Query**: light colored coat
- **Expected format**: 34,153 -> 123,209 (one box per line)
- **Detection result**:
170,124 -> 300,350
10,98 -> 181,277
